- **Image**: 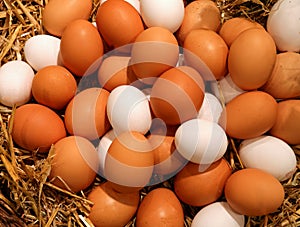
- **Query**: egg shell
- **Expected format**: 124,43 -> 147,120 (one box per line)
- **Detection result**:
140,0 -> 184,33
136,187 -> 184,227
197,92 -> 223,123
42,0 -> 92,37
270,99 -> 300,145
60,19 -> 104,76
150,66 -> 205,125
24,35 -> 61,71
96,0 -> 144,48
177,0 -> 221,45
224,168 -> 285,216
100,0 -> 140,13
220,91 -> 277,139
228,28 -> 277,90
261,52 -> 300,99
191,202 -> 245,227
49,136 -> 98,192
32,65 -> 77,110
88,181 -> 140,227
174,158 -> 232,207
64,87 -> 111,140
184,29 -> 228,80
239,135 -> 297,181
0,60 -> 34,107
12,103 -> 66,152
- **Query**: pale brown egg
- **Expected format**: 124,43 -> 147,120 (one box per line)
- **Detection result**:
184,29 -> 228,80
220,91 -> 277,139
49,136 -> 99,193
150,66 -> 205,125
262,52 -> 300,99
60,19 -> 103,76
177,0 -> 221,45
136,187 -> 184,227
224,168 -> 284,216
174,158 -> 232,207
32,65 -> 77,110
12,103 -> 66,152
270,99 -> 300,145
87,181 -> 140,227
42,0 -> 92,37
96,0 -> 144,49
228,28 -> 277,90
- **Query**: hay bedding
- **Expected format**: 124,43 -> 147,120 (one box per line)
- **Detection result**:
0,0 -> 299,226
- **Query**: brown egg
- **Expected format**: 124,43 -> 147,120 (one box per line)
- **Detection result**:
228,28 -> 277,90
12,103 -> 66,152
131,27 -> 179,83
220,91 -> 277,139
136,187 -> 184,227
64,87 -> 110,140
49,136 -> 99,192
184,29 -> 228,80
150,66 -> 205,125
32,65 -> 77,110
177,0 -> 221,45
219,17 -> 264,47
270,99 -> 300,145
96,0 -> 144,49
87,181 -> 140,227
60,19 -> 104,76
42,0 -> 92,37
104,131 -> 154,192
262,52 -> 300,99
174,158 -> 232,207
224,168 -> 285,216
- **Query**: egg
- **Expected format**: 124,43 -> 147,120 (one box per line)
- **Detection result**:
96,0 -> 144,48
100,0 -> 140,13
228,28 -> 277,90
224,168 -> 285,216
0,60 -> 34,107
270,99 -> 300,145
87,181 -> 140,227
136,187 -> 184,227
261,52 -> 300,99
239,135 -> 297,181
11,104 -> 66,152
267,0 -> 300,52
31,65 -> 77,110
184,29 -> 228,80
197,92 -> 223,123
177,0 -> 221,45
42,0 -> 92,37
24,34 -> 61,71
174,158 -> 232,207
49,136 -> 99,192
64,87 -> 111,140
175,119 -> 228,166
150,66 -> 205,125
60,19 -> 104,76
220,91 -> 277,139
191,202 -> 245,227
140,0 -> 184,33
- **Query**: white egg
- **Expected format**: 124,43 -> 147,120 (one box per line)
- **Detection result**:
267,0 -> 300,52
239,135 -> 297,181
198,92 -> 223,123
24,34 -> 61,71
140,0 -> 184,33
107,85 -> 152,135
100,0 -> 140,13
175,118 -> 227,170
191,202 -> 245,227
0,60 -> 34,107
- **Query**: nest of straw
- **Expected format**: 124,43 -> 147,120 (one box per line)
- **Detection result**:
0,0 -> 299,226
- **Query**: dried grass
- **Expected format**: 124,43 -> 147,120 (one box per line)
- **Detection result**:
0,0 -> 299,226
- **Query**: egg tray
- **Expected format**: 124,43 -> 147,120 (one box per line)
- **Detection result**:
0,0 -> 299,226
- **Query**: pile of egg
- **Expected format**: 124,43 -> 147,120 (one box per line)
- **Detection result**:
0,0 -> 299,226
